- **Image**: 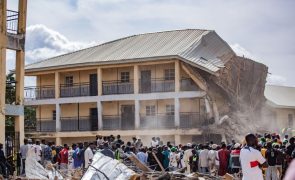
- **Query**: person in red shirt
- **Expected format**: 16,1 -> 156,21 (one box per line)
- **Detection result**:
59,144 -> 69,170
218,143 -> 230,176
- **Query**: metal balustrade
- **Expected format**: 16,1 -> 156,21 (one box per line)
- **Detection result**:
179,112 -> 206,128
180,78 -> 199,91
102,115 -> 121,130
102,80 -> 134,95
60,116 -> 95,131
24,86 -> 55,100
6,10 -> 19,34
140,114 -> 175,129
139,78 -> 175,93
60,82 -> 95,97
35,118 -> 56,132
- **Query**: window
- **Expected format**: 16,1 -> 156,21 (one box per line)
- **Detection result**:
288,114 -> 294,127
121,72 -> 130,83
52,110 -> 56,120
164,69 -> 175,80
146,106 -> 156,116
166,104 -> 174,115
65,76 -> 73,86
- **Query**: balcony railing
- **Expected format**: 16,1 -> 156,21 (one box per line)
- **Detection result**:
139,78 -> 175,93
102,80 -> 134,95
179,112 -> 207,128
33,118 -> 56,132
60,116 -> 96,131
24,86 -> 55,100
6,10 -> 18,34
102,115 -> 121,130
60,82 -> 96,97
140,114 -> 175,129
180,78 -> 199,91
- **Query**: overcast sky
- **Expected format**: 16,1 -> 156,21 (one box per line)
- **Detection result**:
7,0 -> 295,86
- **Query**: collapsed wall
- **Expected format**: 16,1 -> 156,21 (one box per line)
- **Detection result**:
184,55 -> 268,142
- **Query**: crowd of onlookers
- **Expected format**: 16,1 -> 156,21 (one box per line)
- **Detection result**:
0,133 -> 294,179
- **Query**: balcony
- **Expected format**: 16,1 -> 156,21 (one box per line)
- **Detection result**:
60,116 -> 97,131
139,78 -> 175,93
102,115 -> 121,130
140,114 -> 175,129
33,118 -> 56,132
24,86 -> 55,100
179,112 -> 206,128
180,78 -> 199,91
102,80 -> 134,95
60,82 -> 97,97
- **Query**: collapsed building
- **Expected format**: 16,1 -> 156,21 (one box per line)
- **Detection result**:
23,29 -> 268,145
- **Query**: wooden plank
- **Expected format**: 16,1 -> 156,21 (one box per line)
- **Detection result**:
128,154 -> 152,172
152,152 -> 165,172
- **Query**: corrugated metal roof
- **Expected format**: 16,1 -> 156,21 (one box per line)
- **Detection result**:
25,29 -> 235,73
265,85 -> 295,108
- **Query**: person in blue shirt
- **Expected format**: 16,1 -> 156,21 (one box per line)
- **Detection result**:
136,148 -> 147,165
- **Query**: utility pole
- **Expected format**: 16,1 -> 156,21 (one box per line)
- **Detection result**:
0,0 -> 27,151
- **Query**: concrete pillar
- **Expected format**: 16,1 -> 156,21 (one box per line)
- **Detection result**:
0,48 -> 6,146
175,60 -> 180,92
55,137 -> 62,146
174,98 -> 180,128
0,0 -> 7,150
135,100 -> 140,129
97,101 -> 103,130
212,101 -> 220,124
15,51 -> 25,145
97,68 -> 102,96
55,72 -> 60,98
134,65 -> 139,94
174,135 -> 181,146
55,104 -> 61,132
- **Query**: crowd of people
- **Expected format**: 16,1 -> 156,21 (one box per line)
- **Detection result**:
1,133 -> 293,179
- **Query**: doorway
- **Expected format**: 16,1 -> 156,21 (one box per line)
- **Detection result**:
90,108 -> 98,131
140,70 -> 151,93
121,105 -> 135,130
89,74 -> 98,96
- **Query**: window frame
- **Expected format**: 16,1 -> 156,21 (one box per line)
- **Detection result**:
166,104 -> 175,115
120,71 -> 130,83
52,110 -> 56,121
146,105 -> 156,116
65,76 -> 74,87
164,69 -> 175,81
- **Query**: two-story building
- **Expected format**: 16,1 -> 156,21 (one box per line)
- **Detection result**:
23,29 -> 266,145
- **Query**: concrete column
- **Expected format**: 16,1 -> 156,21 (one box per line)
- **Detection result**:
55,104 -> 61,132
134,65 -> 139,94
175,60 -> 180,92
0,48 -> 6,146
97,67 -> 102,96
174,98 -> 180,128
55,72 -> 60,98
135,100 -> 140,129
0,0 -> 7,149
174,135 -> 181,146
15,51 -> 25,145
55,137 -> 62,146
97,101 -> 103,130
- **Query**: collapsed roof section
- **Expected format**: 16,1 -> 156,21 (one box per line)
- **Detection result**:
25,29 -> 235,74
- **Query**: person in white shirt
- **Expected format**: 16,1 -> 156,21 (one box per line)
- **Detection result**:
183,143 -> 193,174
208,144 -> 217,175
199,145 -> 209,174
240,134 -> 267,180
84,142 -> 95,169
151,137 -> 158,147
35,140 -> 42,163
169,147 -> 179,171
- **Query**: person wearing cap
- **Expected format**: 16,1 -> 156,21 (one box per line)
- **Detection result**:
199,144 -> 209,174
208,144 -> 217,175
229,143 -> 241,174
183,143 -> 193,174
169,147 -> 179,171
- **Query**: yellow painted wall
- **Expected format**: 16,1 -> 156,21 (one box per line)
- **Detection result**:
140,99 -> 174,115
180,98 -> 200,112
60,103 -> 96,117
36,105 -> 55,119
102,67 -> 134,81
275,108 -> 295,129
37,74 -> 55,86
139,63 -> 174,79
102,101 -> 134,116
59,69 -> 97,84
